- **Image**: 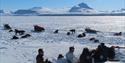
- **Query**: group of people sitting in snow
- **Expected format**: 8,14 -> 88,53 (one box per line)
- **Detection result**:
36,43 -> 116,63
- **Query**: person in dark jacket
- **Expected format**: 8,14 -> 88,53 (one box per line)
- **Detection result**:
93,43 -> 109,62
108,46 -> 115,60
79,48 -> 92,63
36,48 -> 44,63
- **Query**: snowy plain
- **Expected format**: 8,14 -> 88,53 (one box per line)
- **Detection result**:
0,16 -> 125,63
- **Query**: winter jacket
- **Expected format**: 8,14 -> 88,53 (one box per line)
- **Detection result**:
66,52 -> 76,63
36,54 -> 44,63
56,58 -> 68,63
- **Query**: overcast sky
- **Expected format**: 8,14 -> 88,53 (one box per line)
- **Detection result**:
0,0 -> 125,11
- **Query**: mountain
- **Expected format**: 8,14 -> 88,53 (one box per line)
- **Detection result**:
0,10 -> 4,13
69,2 -> 96,13
111,8 -> 125,13
0,3 -> 125,16
30,7 -> 69,14
0,10 -> 12,16
14,9 -> 38,15
78,2 -> 92,9
29,7 -> 52,14
13,7 -> 70,15
119,8 -> 125,13
13,7 -> 52,15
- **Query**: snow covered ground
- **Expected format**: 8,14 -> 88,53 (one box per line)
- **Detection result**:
0,16 -> 125,63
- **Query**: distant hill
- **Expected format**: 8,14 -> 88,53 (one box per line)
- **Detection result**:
14,9 -> 38,15
0,10 -> 12,16
0,2 -> 125,16
69,2 -> 96,13
0,10 -> 4,13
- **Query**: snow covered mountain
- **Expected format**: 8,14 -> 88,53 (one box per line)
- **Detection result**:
69,3 -> 96,13
111,8 -> 125,13
121,8 -> 125,12
29,7 -> 52,13
14,9 -> 38,15
8,2 -> 97,15
13,7 -> 52,15
0,10 -> 12,16
13,7 -> 69,15
0,3 -> 125,16
30,7 -> 69,14
12,2 -> 97,15
0,10 -> 4,13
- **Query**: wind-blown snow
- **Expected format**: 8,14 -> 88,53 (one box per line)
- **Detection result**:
0,16 -> 125,63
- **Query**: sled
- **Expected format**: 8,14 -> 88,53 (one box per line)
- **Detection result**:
111,46 -> 125,49
105,59 -> 120,63
105,61 -> 121,63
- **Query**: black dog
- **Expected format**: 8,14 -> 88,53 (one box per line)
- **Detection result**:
114,32 -> 122,36
94,39 -> 99,43
11,35 -> 19,39
69,29 -> 75,34
89,37 -> 99,43
4,24 -> 12,30
67,32 -> 70,35
54,29 -> 59,34
21,34 -> 31,38
9,29 -> 13,32
89,37 -> 96,41
15,29 -> 25,35
77,33 -> 86,38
